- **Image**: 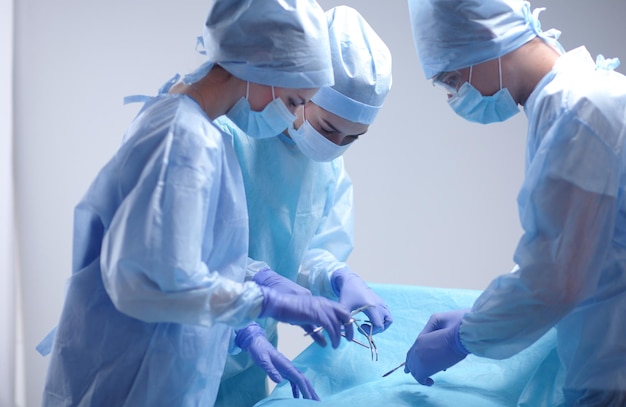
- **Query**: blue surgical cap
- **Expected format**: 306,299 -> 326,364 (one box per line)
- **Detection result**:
311,6 -> 392,125
194,0 -> 333,89
408,0 -> 564,79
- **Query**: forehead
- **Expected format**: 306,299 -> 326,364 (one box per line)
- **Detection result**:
276,87 -> 318,101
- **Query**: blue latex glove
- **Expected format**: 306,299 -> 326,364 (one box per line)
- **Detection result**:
236,323 -> 320,401
404,309 -> 470,386
254,268 -> 328,347
331,268 -> 393,335
259,285 -> 354,348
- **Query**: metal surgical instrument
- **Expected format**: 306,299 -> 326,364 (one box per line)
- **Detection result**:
305,304 -> 379,360
382,362 -> 405,377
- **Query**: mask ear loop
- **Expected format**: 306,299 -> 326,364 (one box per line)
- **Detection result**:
498,57 -> 503,90
293,103 -> 306,132
469,65 -> 473,85
245,81 -> 250,100
271,86 -> 276,100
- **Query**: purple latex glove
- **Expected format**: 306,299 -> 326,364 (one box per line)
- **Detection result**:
404,309 -> 470,386
331,268 -> 393,335
236,323 -> 320,400
253,268 -> 328,347
259,285 -> 354,348
253,268 -> 311,297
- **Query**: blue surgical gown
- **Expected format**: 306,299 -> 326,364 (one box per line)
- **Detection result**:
42,94 -> 264,407
460,47 -> 626,403
214,116 -> 354,406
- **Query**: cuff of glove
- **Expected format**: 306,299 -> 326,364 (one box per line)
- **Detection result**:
453,320 -> 470,356
235,322 -> 265,351
258,285 -> 274,319
330,267 -> 353,297
252,267 -> 275,286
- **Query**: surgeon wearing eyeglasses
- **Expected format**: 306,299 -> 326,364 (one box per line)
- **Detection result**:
214,6 -> 393,406
404,0 -> 626,405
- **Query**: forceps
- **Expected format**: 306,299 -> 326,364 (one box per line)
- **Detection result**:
304,304 -> 379,360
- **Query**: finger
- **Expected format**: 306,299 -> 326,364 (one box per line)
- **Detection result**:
363,308 -> 384,334
419,377 -> 434,386
358,323 -> 372,337
317,308 -> 342,349
264,363 -> 283,384
382,311 -> 393,331
323,316 -> 342,349
301,379 -> 320,401
408,366 -> 433,387
289,373 -> 316,400
421,316 -> 439,335
302,324 -> 327,347
291,381 -> 300,399
277,356 -> 319,401
342,314 -> 354,343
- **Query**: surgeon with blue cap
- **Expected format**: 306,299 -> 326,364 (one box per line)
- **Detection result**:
39,1 -> 357,406
405,0 -> 626,405
214,5 -> 393,406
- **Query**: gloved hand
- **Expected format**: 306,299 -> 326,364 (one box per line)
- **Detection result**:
404,309 -> 470,386
236,323 -> 319,401
259,285 -> 354,348
331,268 -> 393,335
253,268 -> 311,297
253,268 -> 328,347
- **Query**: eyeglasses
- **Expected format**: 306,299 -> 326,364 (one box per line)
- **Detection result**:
432,70 -> 463,96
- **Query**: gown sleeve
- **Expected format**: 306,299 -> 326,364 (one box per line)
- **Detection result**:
297,157 -> 355,298
101,117 -> 263,328
461,104 -> 620,359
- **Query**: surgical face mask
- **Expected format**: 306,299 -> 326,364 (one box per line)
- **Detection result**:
447,59 -> 519,124
288,107 -> 350,162
226,82 -> 296,139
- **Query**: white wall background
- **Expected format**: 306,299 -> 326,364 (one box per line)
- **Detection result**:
2,0 -> 16,405
10,1 -> 626,406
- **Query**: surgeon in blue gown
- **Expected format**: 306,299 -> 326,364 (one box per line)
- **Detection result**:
39,1 -> 357,406
405,0 -> 626,405
214,6 -> 394,406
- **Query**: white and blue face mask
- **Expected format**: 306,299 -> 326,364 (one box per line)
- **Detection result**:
226,82 -> 296,139
288,106 -> 349,162
447,58 -> 519,124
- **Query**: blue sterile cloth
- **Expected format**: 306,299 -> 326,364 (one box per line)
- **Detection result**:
255,283 -> 564,407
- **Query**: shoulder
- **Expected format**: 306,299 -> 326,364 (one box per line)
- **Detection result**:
130,95 -> 230,164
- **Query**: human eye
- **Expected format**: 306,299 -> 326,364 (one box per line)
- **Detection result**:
442,72 -> 461,88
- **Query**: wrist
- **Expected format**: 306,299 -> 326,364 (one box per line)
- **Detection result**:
330,267 -> 350,296
452,319 -> 470,356
253,267 -> 274,285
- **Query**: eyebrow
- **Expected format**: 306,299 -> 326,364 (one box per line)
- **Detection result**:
294,94 -> 307,105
